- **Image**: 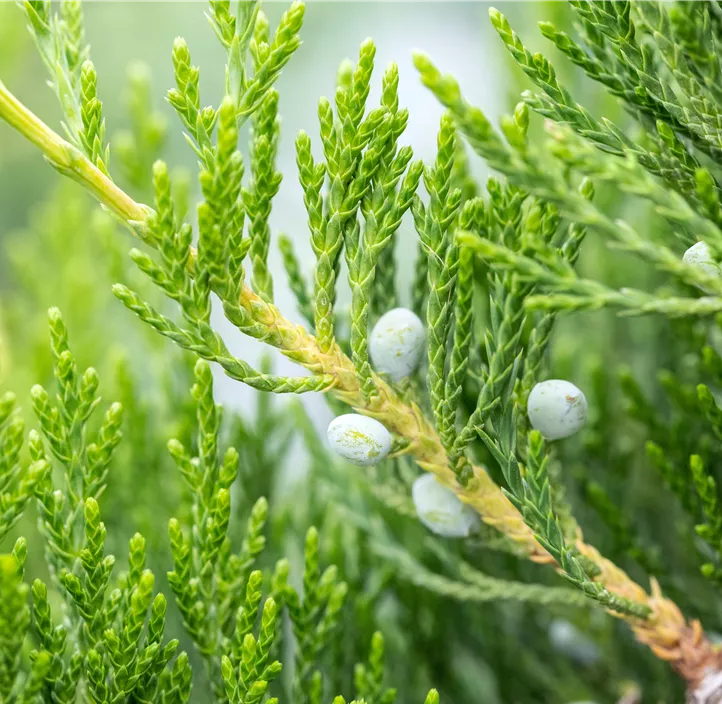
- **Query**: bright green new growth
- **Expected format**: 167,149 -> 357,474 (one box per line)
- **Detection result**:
20,0 -> 109,173
117,153 -> 333,394
413,114 -> 462,461
344,63 -> 421,400
244,87 -> 281,303
0,309 -> 186,703
0,393 -> 48,543
0,544 -> 33,702
0,309 -> 437,702
286,527 -> 348,703
298,39 -> 415,362
165,357 -> 287,700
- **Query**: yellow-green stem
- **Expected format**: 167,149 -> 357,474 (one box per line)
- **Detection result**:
0,80 -> 149,225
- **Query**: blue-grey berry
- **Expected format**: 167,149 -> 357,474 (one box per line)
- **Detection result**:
369,308 -> 425,382
411,473 -> 478,538
528,380 -> 587,441
683,241 -> 721,278
327,414 -> 391,466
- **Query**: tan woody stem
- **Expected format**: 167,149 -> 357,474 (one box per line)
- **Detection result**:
1,80 -> 717,689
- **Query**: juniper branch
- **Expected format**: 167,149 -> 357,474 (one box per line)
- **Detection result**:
492,7 -> 704,204
1,56 -> 713,686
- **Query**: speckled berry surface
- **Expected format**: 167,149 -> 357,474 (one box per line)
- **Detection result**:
369,307 -> 425,382
683,241 -> 721,279
527,379 -> 587,441
411,473 -> 479,538
326,414 -> 391,466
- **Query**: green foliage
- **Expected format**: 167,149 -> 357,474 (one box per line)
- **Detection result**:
515,432 -> 649,618
0,311 -> 187,703
165,358 -> 279,699
286,527 -> 348,703
244,86 -> 281,303
413,0 -> 722,646
413,114 -> 462,460
0,395 -> 48,543
8,0 -> 722,702
20,0 -> 110,172
0,542 -> 32,701
0,307 -> 442,703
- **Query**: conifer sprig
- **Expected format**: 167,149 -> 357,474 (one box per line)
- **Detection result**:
505,0 -> 722,240
20,0 -> 111,174
369,67 -> 405,319
115,152 -> 333,395
369,537 -> 587,608
352,632 -> 396,704
416,54 -> 722,316
244,89 -> 282,302
165,358 -> 285,699
286,527 -> 348,704
0,59 -> 685,671
347,85 -> 421,399
514,187 -> 590,421
441,199 -> 483,440
458,231 -> 722,318
689,454 -> 722,583
338,505 -> 588,609
0,311 -> 191,702
0,394 -> 49,542
414,7 -> 722,685
0,544 -> 33,701
301,39 -> 387,354
504,432 -> 650,618
413,113 -> 462,456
